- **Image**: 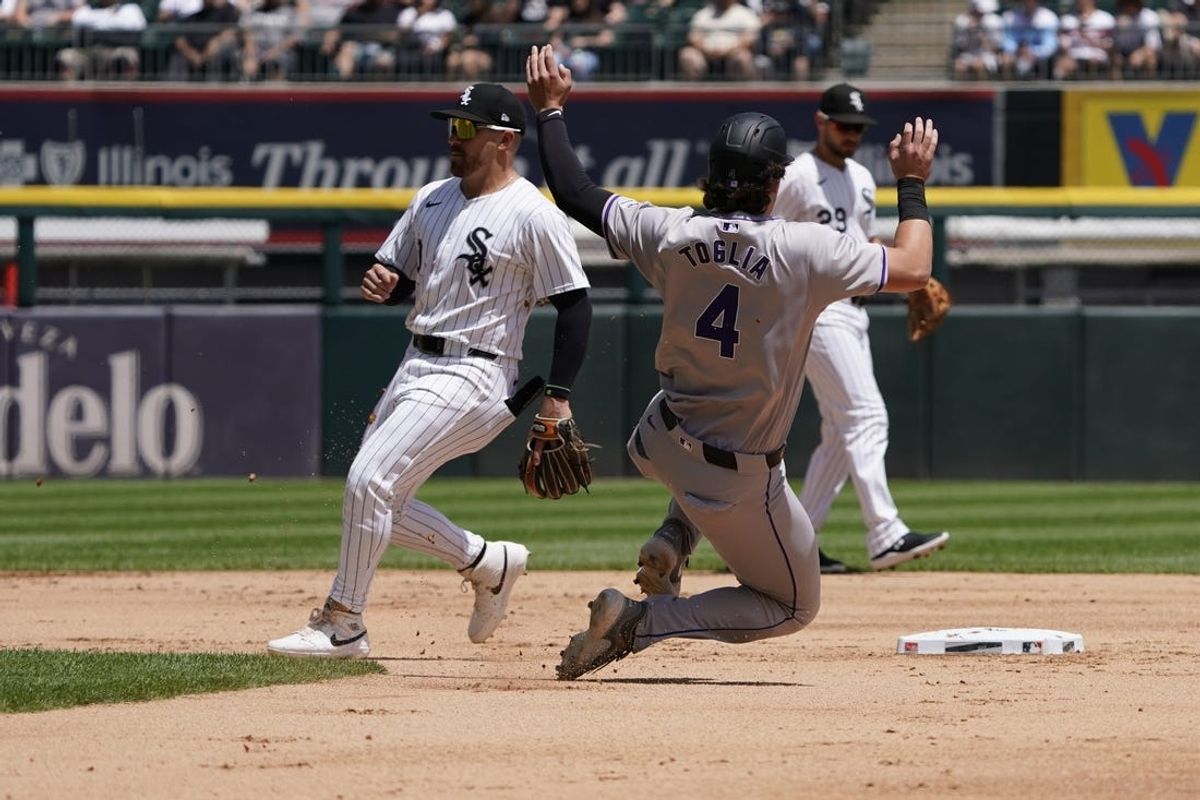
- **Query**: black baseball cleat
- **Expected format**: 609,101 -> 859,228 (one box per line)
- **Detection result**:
819,549 -> 848,575
869,531 -> 950,571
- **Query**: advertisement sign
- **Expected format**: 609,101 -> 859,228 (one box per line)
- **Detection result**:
0,87 -> 996,190
0,307 -> 321,478
1064,90 -> 1200,186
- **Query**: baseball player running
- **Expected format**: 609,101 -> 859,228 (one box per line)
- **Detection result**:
268,82 -> 592,658
774,83 -> 949,574
525,45 -> 939,680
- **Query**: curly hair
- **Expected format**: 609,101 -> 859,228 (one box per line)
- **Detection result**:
699,162 -> 787,215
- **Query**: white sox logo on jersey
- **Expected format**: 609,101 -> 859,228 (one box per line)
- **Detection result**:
457,226 -> 494,286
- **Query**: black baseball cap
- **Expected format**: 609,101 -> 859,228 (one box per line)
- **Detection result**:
431,83 -> 527,135
819,83 -> 877,126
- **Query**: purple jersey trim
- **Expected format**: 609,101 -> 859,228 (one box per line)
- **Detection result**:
601,194 -> 622,259
876,244 -> 888,293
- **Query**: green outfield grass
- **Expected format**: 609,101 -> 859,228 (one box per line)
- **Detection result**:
0,650 -> 384,713
2,477 -> 1198,574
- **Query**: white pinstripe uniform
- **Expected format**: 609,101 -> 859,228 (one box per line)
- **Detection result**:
773,152 -> 910,557
329,175 -> 589,612
605,194 -> 887,646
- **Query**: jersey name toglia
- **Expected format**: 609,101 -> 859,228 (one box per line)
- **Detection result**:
375,176 -> 589,360
773,152 -> 876,246
603,195 -> 886,454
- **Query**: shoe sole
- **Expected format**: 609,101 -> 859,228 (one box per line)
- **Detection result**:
557,588 -> 638,680
468,542 -> 530,644
870,533 -> 950,571
634,537 -> 680,596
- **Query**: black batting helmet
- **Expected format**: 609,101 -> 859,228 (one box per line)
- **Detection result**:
708,112 -> 792,187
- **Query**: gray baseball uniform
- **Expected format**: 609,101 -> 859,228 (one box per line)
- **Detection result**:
774,152 -> 909,556
603,194 -> 886,646
330,175 -> 588,612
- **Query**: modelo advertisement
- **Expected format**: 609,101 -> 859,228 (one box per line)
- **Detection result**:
1063,89 -> 1200,186
0,307 -> 321,478
0,87 -> 995,190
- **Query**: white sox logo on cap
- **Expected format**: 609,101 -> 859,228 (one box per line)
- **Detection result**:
849,91 -> 864,112
459,85 -> 474,106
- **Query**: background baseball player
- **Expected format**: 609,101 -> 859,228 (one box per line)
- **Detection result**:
268,82 -> 592,658
773,83 -> 949,574
525,45 -> 940,679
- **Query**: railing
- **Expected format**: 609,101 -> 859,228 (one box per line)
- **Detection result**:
4,186 -> 1200,309
0,22 -> 830,83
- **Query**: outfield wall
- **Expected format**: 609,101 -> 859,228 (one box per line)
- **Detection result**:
3,305 -> 1198,481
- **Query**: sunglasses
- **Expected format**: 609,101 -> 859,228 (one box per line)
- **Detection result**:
830,120 -> 867,134
447,118 -> 522,140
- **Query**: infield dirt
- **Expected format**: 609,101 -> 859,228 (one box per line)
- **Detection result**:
2,570 -> 1198,799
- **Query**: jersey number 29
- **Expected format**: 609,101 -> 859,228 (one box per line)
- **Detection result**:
694,283 -> 741,358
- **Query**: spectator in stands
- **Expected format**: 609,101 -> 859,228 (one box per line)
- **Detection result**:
308,0 -> 355,27
320,0 -> 399,78
1161,0 -> 1200,74
445,0 -> 504,80
1,0 -> 30,26
394,0 -> 455,77
16,0 -> 84,29
157,0 -> 201,18
678,0 -> 762,80
1112,0 -> 1161,77
240,0 -> 302,80
55,0 -> 146,80
1053,0 -> 1114,79
999,0 -> 1058,79
546,0 -> 625,80
758,0 -> 826,80
951,0 -> 1002,79
169,0 -> 243,80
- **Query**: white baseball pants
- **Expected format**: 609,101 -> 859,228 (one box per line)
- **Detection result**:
330,345 -> 518,612
798,300 -> 909,556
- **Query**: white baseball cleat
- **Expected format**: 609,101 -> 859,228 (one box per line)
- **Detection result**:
461,541 -> 530,643
869,531 -> 950,571
267,601 -> 371,659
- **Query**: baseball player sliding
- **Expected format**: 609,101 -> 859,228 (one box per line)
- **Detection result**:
268,82 -> 592,658
774,84 -> 949,574
525,45 -> 940,680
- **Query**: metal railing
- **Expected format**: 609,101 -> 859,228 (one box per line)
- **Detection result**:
4,186 -> 1200,309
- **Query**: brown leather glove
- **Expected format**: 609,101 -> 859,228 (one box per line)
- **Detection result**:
907,277 -> 953,343
518,415 -> 593,499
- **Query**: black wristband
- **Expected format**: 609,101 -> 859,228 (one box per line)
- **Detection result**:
537,108 -> 565,124
896,177 -> 931,223
544,384 -> 572,399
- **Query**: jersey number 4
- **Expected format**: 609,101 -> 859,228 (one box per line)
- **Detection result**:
695,283 -> 741,359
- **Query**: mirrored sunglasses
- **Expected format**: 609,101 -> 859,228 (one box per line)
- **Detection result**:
448,118 -> 522,140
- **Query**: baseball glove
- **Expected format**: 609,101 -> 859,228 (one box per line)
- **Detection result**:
519,415 -> 593,500
907,277 -> 953,343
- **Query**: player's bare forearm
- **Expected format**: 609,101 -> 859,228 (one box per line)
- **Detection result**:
883,221 -> 932,293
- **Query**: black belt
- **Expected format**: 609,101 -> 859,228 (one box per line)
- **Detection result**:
851,295 -> 867,307
412,334 -> 498,361
658,398 -> 784,472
